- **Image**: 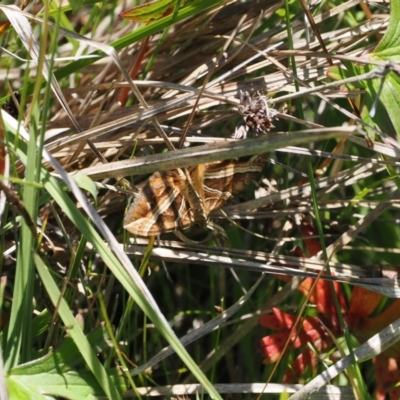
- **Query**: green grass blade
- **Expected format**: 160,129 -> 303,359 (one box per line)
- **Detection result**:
2,110 -> 224,399
33,254 -> 122,400
4,115 -> 38,370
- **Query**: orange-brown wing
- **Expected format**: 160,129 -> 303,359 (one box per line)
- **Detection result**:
202,154 -> 268,213
229,154 -> 268,195
181,166 -> 208,227
124,170 -> 196,236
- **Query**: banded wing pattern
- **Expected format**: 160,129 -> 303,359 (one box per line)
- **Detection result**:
124,154 -> 268,236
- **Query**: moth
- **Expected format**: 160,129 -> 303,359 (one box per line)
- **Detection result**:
124,154 -> 268,236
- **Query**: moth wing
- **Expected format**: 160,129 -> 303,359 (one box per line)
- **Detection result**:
202,155 -> 268,213
229,155 -> 267,196
124,170 -> 195,236
202,161 -> 234,213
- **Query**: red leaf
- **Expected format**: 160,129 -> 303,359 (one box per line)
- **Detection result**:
296,279 -> 346,331
349,286 -> 383,319
258,310 -> 332,363
300,318 -> 330,350
259,308 -> 297,330
258,332 -> 290,363
373,355 -> 400,400
283,348 -> 318,383
301,221 -> 321,257
349,297 -> 400,342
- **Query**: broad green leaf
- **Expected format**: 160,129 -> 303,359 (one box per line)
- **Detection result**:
373,0 -> 400,61
11,327 -> 111,375
7,325 -> 126,399
328,63 -> 400,142
7,377 -> 46,400
120,0 -> 185,23
8,370 -> 125,400
327,0 -> 400,143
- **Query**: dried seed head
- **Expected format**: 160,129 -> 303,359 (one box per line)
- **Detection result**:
233,91 -> 279,139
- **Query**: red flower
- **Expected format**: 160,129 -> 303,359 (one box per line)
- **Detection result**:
258,307 -> 331,381
258,282 -> 343,382
348,286 -> 400,399
258,220 -> 400,394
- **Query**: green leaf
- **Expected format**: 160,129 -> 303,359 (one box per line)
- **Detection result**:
8,370 -> 125,400
327,0 -> 400,143
67,0 -> 81,13
81,0 -> 103,4
11,327 -> 111,375
31,310 -> 52,339
71,174 -> 98,204
6,377 -> 47,400
120,0 -> 184,23
33,255 -> 124,400
7,326 -> 126,399
4,112 -> 40,370
373,0 -> 400,60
